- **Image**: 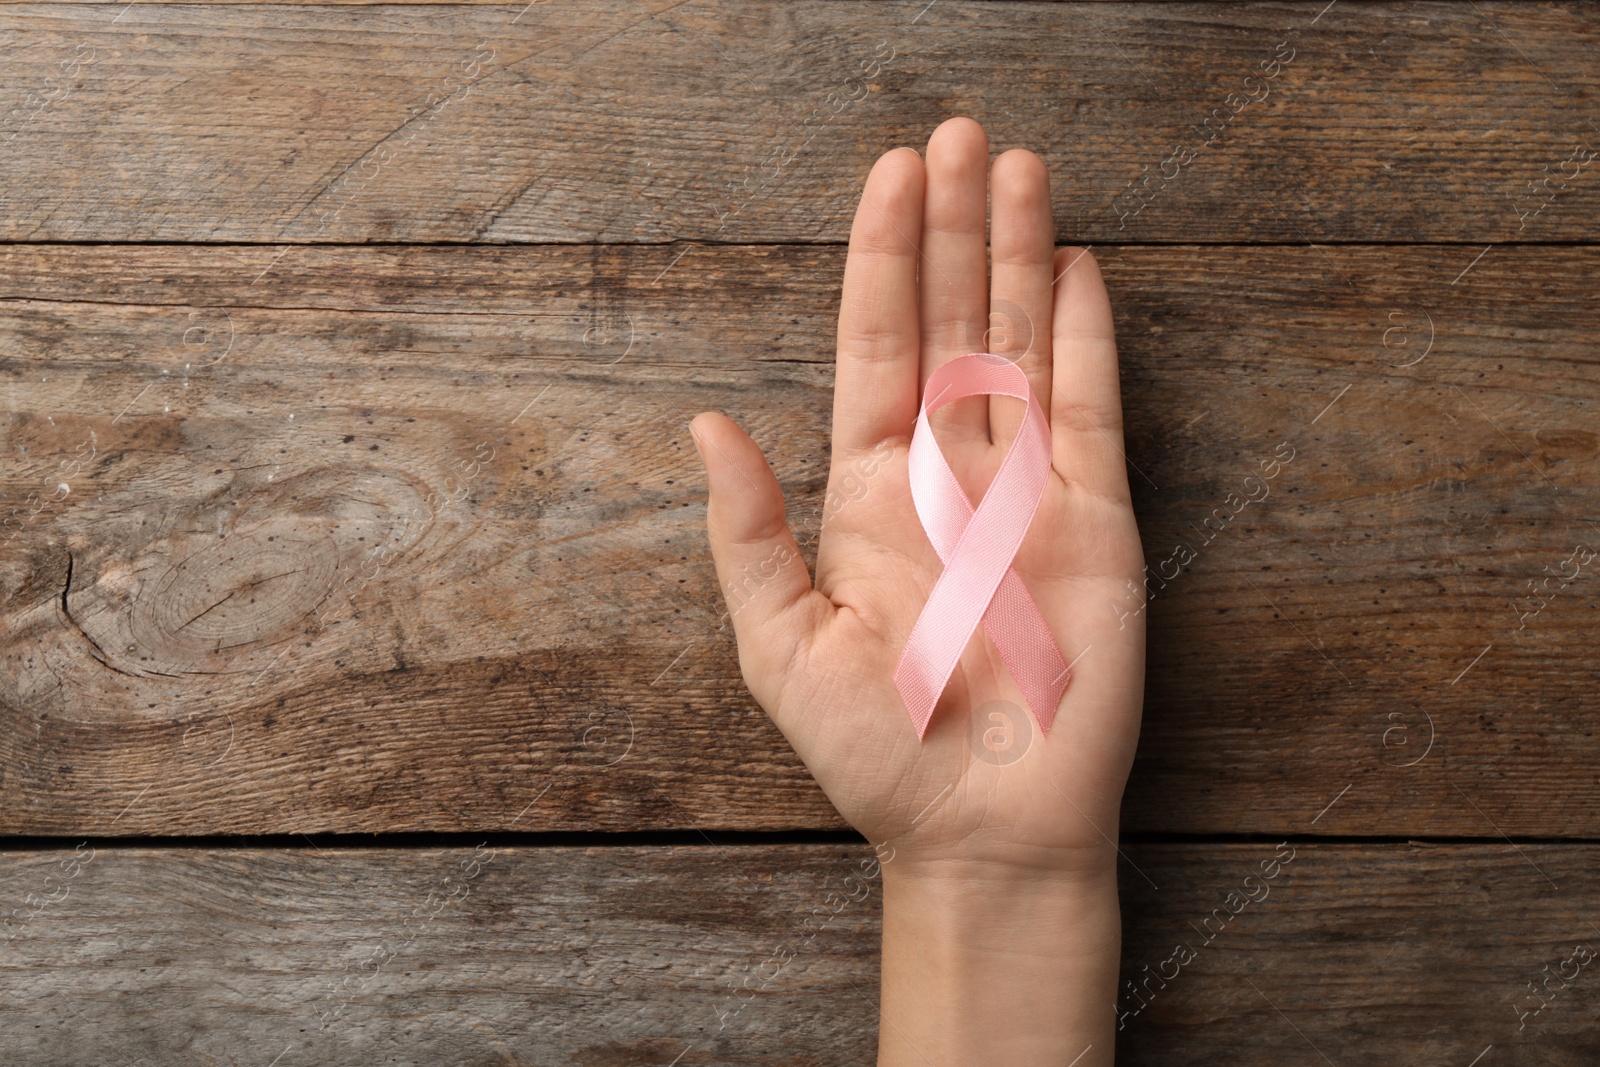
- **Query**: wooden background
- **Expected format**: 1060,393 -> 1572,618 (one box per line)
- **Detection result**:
1,1 -> 1596,1062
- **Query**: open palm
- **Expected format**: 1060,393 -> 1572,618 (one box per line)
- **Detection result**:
692,117 -> 1145,877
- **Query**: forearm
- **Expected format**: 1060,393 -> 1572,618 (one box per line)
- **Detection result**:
877,857 -> 1121,1067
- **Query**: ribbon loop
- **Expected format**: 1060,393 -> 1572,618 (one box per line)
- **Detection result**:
892,353 -> 1072,739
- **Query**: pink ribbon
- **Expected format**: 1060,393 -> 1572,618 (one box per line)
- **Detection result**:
893,352 -> 1072,740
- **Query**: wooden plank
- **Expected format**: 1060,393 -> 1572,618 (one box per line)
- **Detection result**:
0,841 -> 1596,1063
0,842 -> 881,1065
1,2 -> 1597,243
1,243 -> 1597,837
1113,842 -> 1600,1064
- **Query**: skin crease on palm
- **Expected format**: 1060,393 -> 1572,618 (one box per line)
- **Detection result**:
691,116 -> 1146,880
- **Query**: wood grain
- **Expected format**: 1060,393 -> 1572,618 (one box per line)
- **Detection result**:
1,243 -> 1595,837
0,841 -> 1596,1064
3,3 -> 1595,1064
0,3 -> 1596,243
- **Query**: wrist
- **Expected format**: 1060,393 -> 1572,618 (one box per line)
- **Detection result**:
881,854 -> 1120,964
877,856 -> 1121,1066
879,840 -> 1119,894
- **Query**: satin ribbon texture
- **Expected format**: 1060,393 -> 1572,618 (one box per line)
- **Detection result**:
892,352 -> 1072,740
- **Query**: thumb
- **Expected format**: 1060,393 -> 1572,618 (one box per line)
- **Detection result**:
690,411 -> 819,707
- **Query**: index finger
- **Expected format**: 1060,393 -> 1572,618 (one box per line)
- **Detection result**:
832,146 -> 925,458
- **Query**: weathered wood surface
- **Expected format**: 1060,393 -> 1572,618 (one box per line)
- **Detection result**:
2,2 -> 1594,1064
0,842 -> 1595,1065
2,2 -> 1598,243
1,243 -> 1595,837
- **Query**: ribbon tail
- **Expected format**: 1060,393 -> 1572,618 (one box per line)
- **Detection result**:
981,571 -> 1071,734
893,643 -> 949,742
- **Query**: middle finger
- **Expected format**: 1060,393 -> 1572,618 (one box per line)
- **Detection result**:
919,117 -> 991,448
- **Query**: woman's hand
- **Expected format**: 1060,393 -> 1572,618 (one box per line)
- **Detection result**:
692,116 -> 1145,884
694,115 -> 1143,1066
